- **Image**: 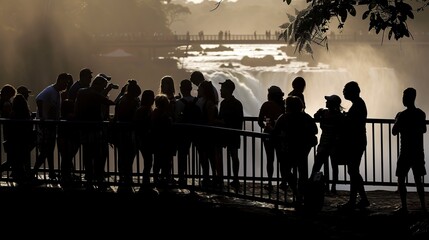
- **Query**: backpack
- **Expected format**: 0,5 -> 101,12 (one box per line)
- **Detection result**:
178,97 -> 202,124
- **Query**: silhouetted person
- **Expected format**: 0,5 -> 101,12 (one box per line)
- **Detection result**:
311,95 -> 345,194
175,79 -> 199,186
114,80 -> 141,193
218,79 -> 244,190
392,87 -> 427,213
9,94 -> 35,185
134,90 -> 155,189
151,94 -> 175,187
272,96 -> 318,207
288,76 -> 306,111
0,84 -> 16,174
74,76 -> 115,190
338,81 -> 370,210
57,98 -> 80,187
198,80 -> 223,188
33,73 -> 70,180
258,85 -> 285,191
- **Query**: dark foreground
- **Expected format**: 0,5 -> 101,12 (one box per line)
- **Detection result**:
1,186 -> 428,239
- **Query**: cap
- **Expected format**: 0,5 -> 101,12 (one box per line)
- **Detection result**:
17,86 -> 32,95
219,79 -> 235,91
80,68 -> 93,76
268,85 -> 284,95
324,95 -> 341,105
96,73 -> 111,81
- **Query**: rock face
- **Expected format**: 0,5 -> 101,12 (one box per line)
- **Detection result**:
240,55 -> 288,67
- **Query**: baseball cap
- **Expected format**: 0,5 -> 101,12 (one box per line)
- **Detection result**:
324,95 -> 341,105
17,86 -> 32,95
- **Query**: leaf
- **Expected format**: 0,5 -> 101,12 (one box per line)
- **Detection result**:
407,11 -> 414,19
279,23 -> 290,29
287,12 -> 296,22
362,10 -> 370,20
339,8 -> 348,22
348,6 -> 356,17
286,0 -> 292,4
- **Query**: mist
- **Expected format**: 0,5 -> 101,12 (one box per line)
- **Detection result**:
1,0 -> 428,116
0,0 -> 185,110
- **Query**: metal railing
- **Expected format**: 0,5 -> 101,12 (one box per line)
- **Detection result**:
0,117 -> 427,208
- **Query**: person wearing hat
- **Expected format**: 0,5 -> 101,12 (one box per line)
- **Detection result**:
218,79 -> 244,190
96,73 -> 111,81
17,86 -> 32,100
257,85 -> 285,191
311,94 -> 345,194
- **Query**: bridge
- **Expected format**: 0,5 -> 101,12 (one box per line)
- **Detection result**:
94,32 -> 429,49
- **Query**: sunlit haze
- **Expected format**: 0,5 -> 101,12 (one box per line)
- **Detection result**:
0,0 -> 428,118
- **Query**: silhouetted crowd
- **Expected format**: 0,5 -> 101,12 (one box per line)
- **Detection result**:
0,69 -> 426,214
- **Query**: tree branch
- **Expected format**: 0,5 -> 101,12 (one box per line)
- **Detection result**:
210,0 -> 223,12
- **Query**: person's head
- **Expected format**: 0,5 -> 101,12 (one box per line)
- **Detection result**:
285,96 -> 303,113
154,94 -> 170,110
96,73 -> 111,81
0,84 -> 16,100
402,87 -> 416,108
190,71 -> 205,86
17,86 -> 32,100
180,79 -> 193,96
91,75 -> 108,92
292,76 -> 306,92
219,79 -> 235,98
324,94 -> 343,111
267,85 -> 284,102
160,75 -> 175,98
125,79 -> 141,98
141,90 -> 155,107
343,81 -> 360,101
56,73 -> 72,92
79,68 -> 93,87
198,80 -> 216,103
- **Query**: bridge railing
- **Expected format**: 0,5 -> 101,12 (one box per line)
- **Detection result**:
93,32 -> 429,45
0,117 -> 427,207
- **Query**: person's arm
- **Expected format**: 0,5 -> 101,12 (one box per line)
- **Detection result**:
392,112 -> 401,136
36,100 -> 44,120
257,104 -> 266,128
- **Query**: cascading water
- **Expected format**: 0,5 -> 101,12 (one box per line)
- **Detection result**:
182,44 -> 404,119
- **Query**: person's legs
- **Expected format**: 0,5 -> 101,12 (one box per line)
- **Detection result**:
413,175 -> 426,211
330,159 -> 339,194
397,175 -> 408,211
264,140 -> 274,188
229,147 -> 240,189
